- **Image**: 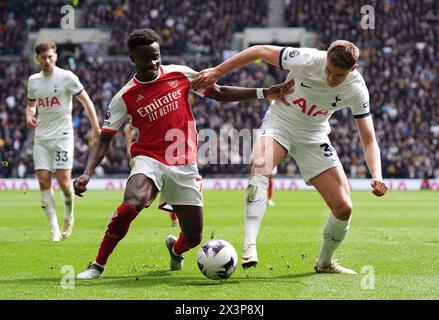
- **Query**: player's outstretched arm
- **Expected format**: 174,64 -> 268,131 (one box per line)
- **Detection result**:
192,45 -> 283,91
25,99 -> 37,129
73,132 -> 113,197
206,80 -> 294,105
355,116 -> 389,197
76,90 -> 101,145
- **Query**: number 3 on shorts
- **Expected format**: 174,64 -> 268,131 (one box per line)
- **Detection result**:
319,143 -> 335,158
55,150 -> 69,162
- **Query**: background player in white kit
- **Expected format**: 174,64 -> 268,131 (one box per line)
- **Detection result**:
267,166 -> 277,207
193,40 -> 389,274
25,42 -> 101,241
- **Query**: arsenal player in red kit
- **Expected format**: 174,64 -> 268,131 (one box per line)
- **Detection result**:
74,28 -> 293,279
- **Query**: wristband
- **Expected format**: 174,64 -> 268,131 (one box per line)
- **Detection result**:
256,88 -> 265,99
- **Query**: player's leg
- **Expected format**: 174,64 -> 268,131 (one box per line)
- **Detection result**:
161,164 -> 203,271
55,169 -> 74,238
77,174 -> 158,279
310,167 -> 356,274
242,136 -> 287,268
166,205 -> 203,271
36,169 -> 61,241
34,140 -> 62,241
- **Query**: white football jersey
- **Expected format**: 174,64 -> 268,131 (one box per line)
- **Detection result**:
27,66 -> 84,140
267,47 -> 370,143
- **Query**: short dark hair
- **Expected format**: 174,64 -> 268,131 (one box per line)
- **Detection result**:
35,41 -> 57,55
327,40 -> 359,70
127,29 -> 160,52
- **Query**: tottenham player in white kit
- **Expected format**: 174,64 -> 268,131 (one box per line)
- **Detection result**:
25,42 -> 101,241
193,40 -> 389,274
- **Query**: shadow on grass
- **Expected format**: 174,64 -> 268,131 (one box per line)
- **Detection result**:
0,270 -> 317,289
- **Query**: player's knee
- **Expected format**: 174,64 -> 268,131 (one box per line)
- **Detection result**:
123,196 -> 146,212
38,178 -> 51,190
185,232 -> 202,248
331,199 -> 353,219
59,182 -> 72,193
251,162 -> 273,177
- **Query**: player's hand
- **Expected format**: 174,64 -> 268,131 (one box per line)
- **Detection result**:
89,127 -> 101,146
264,80 -> 295,106
192,68 -> 221,91
371,178 -> 388,197
73,174 -> 90,197
26,115 -> 37,129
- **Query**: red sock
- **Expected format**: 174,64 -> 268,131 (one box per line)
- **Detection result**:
95,203 -> 138,266
173,232 -> 195,256
170,212 -> 178,221
268,178 -> 273,200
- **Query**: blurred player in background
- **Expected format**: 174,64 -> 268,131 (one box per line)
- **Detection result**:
267,166 -> 277,207
124,122 -> 179,227
193,40 -> 388,274
25,41 -> 100,241
73,28 -> 294,279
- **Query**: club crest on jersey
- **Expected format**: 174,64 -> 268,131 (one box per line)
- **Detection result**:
167,80 -> 178,88
331,95 -> 341,108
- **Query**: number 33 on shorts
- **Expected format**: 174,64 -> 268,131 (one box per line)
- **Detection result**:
55,150 -> 69,162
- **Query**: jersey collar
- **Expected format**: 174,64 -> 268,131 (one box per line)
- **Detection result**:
133,66 -> 163,85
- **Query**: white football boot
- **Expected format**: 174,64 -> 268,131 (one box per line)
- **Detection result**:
77,263 -> 104,279
267,199 -> 275,207
165,235 -> 184,271
50,228 -> 62,242
61,218 -> 74,239
241,244 -> 258,269
314,260 -> 357,275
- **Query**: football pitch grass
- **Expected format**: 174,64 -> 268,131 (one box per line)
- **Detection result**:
0,189 -> 438,300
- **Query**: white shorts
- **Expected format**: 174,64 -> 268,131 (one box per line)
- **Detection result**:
259,116 -> 342,185
128,155 -> 203,208
33,138 -> 74,171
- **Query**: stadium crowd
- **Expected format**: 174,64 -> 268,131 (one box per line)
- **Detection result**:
0,0 -> 437,180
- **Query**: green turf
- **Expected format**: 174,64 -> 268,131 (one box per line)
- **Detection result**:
0,189 -> 438,300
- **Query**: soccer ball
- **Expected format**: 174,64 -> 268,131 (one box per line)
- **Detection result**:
197,239 -> 238,280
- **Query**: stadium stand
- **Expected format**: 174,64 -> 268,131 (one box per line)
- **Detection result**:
0,0 -> 437,179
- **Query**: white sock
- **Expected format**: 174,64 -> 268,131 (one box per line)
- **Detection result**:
41,188 -> 59,231
317,212 -> 351,267
243,174 -> 269,250
61,188 -> 74,220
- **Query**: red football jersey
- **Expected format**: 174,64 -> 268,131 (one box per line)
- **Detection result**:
102,65 -> 209,165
